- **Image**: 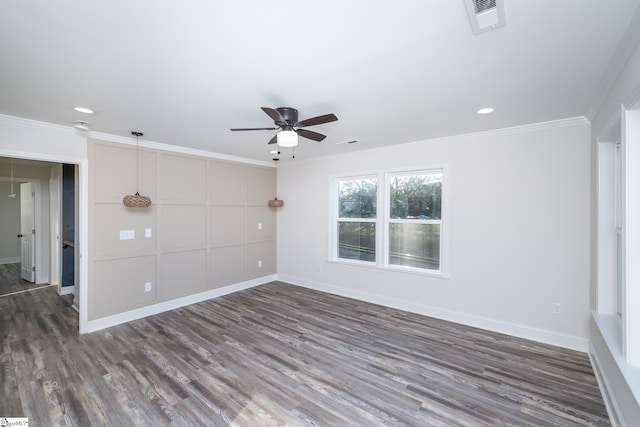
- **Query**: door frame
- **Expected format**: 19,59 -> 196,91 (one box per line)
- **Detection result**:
0,149 -> 88,333
50,172 -> 62,291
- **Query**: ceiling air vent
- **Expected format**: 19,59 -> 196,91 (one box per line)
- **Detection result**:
464,0 -> 505,35
473,0 -> 496,14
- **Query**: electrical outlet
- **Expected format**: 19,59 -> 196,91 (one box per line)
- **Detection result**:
552,303 -> 561,315
145,228 -> 152,238
258,260 -> 262,268
258,222 -> 262,230
145,282 -> 152,292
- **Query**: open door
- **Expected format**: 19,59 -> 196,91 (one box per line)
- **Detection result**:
19,181 -> 35,282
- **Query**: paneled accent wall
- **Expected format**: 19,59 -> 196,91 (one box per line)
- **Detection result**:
88,139 -> 276,320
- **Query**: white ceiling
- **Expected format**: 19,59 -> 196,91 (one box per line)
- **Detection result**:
1,1 -> 639,163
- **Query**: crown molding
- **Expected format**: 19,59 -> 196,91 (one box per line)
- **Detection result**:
0,113 -> 80,135
88,131 -> 274,168
0,113 -> 273,168
287,116 -> 590,167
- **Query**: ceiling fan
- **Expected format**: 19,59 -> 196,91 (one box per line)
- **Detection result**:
230,107 -> 338,147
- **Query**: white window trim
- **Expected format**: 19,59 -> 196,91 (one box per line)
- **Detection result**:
329,165 -> 448,278
623,106 -> 640,366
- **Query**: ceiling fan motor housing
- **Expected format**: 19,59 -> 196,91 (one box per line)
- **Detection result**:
275,107 -> 298,126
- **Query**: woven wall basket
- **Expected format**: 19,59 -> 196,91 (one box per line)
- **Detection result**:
123,193 -> 152,208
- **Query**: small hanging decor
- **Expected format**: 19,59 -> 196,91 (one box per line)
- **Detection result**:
268,198 -> 284,208
123,131 -> 152,208
8,159 -> 16,199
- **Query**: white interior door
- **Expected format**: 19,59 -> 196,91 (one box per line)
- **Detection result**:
20,182 -> 35,282
50,175 -> 61,288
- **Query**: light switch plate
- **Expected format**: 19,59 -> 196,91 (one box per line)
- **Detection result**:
145,228 -> 152,238
120,230 -> 135,240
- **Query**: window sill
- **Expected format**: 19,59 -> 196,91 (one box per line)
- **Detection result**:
328,258 -> 449,281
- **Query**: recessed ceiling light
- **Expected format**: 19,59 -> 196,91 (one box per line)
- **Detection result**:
74,106 -> 94,114
477,107 -> 494,115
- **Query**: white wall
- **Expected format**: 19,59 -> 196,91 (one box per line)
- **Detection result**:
278,118 -> 591,351
0,115 -> 87,161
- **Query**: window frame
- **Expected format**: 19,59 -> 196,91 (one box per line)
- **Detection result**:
330,165 -> 447,278
333,174 -> 379,267
383,169 -> 444,275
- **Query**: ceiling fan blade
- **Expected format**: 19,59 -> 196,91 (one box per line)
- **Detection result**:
295,113 -> 338,127
267,134 -> 278,144
230,127 -> 277,131
261,107 -> 286,124
296,128 -> 326,141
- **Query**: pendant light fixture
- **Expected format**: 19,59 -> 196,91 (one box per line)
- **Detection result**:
267,158 -> 284,208
123,131 -> 152,208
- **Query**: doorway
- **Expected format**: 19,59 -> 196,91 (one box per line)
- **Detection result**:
0,158 -> 72,299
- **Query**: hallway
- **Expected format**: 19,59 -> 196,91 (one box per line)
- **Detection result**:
0,262 -> 53,296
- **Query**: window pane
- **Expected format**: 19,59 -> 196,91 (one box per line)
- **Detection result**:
338,222 -> 375,262
616,227 -> 623,317
389,172 -> 441,219
338,178 -> 377,218
389,223 -> 439,270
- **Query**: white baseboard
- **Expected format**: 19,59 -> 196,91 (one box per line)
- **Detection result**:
0,257 -> 20,265
59,285 -> 75,296
84,275 -> 277,333
277,274 -> 589,353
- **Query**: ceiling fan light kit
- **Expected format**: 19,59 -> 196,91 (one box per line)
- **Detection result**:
123,131 -> 152,208
277,130 -> 298,147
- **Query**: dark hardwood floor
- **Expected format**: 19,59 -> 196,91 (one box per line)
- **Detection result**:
0,262 -> 49,296
1,281 -> 610,426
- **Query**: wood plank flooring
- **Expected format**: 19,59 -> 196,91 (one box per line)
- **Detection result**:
1,281 -> 610,426
0,263 -> 46,296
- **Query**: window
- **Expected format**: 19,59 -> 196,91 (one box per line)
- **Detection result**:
615,142 -> 623,318
336,176 -> 377,262
597,105 -> 640,367
333,167 -> 445,275
386,171 -> 442,271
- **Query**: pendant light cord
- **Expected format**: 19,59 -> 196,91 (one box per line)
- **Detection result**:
132,131 -> 143,195
10,159 -> 14,194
